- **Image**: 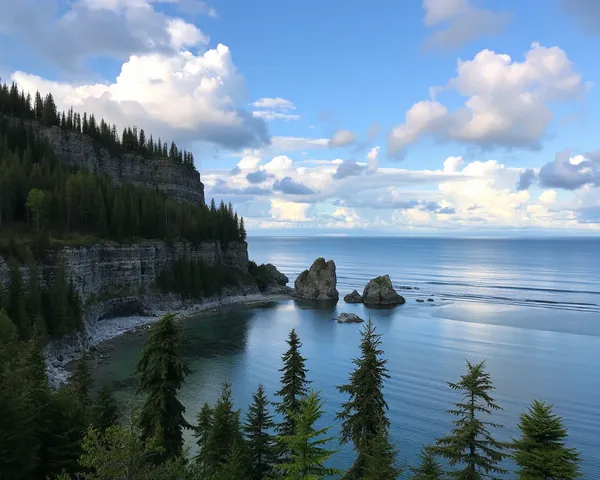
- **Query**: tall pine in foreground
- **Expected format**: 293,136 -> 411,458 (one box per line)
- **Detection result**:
135,313 -> 190,460
275,329 -> 311,438
513,400 -> 582,479
362,422 -> 403,480
243,384 -> 277,480
277,390 -> 341,479
432,360 -> 508,479
336,318 -> 391,479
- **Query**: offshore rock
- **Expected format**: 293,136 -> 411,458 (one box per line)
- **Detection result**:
336,313 -> 364,324
362,274 -> 406,306
344,290 -> 364,303
294,258 -> 339,301
263,263 -> 289,287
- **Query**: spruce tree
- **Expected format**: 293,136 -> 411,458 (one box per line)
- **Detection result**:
135,313 -> 190,460
277,390 -> 341,479
69,358 -> 94,409
363,422 -> 403,480
92,384 -> 120,433
336,318 -> 391,478
275,329 -> 311,438
202,383 -> 244,476
210,442 -> 248,480
243,384 -> 277,480
410,447 -> 444,480
432,360 -> 507,479
194,402 -> 214,477
513,400 -> 581,479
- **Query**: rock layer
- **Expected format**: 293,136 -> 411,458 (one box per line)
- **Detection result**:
362,274 -> 406,305
294,258 -> 339,301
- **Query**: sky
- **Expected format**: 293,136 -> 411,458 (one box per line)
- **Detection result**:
1,0 -> 600,236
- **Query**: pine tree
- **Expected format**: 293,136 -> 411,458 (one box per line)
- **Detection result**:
202,383 -> 244,476
194,402 -> 214,476
432,360 -> 508,479
513,400 -> 581,479
410,447 -> 444,480
244,384 -> 277,480
239,217 -> 247,241
210,442 -> 248,480
336,318 -> 390,478
277,390 -> 341,479
92,384 -> 120,433
363,422 -> 403,480
69,358 -> 94,409
275,329 -> 311,440
135,313 -> 190,460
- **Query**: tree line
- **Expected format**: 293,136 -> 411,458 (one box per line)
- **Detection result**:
0,312 -> 582,479
0,116 -> 247,261
0,80 -> 196,170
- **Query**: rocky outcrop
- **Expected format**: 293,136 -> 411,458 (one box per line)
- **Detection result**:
294,258 -> 339,301
344,290 -> 364,303
5,116 -> 204,205
336,313 -> 364,324
362,275 -> 406,306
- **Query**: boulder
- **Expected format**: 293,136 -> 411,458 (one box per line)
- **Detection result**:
336,313 -> 364,324
294,258 -> 339,301
427,298 -> 434,302
416,299 -> 424,303
362,275 -> 406,306
344,290 -> 364,303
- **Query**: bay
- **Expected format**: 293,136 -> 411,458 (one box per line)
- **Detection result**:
93,237 -> 600,477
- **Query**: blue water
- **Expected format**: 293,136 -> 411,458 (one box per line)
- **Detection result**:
93,237 -> 600,477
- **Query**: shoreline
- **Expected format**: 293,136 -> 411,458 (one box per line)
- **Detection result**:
45,292 -> 292,387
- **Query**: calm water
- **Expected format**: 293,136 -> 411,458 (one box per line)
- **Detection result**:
93,237 -> 600,477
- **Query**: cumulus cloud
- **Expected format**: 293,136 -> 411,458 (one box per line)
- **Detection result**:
517,169 -> 537,191
329,129 -> 357,148
251,97 -> 300,121
12,44 -> 270,150
422,0 -> 511,50
562,0 -> 600,34
367,146 -> 380,171
389,43 -> 588,157
538,150 -> 600,190
0,0 -> 211,71
246,170 -> 271,184
273,177 -> 315,195
333,160 -> 367,180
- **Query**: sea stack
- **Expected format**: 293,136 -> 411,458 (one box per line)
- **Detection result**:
344,290 -> 364,303
362,274 -> 406,305
294,257 -> 339,301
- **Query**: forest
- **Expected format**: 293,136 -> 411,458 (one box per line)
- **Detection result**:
0,312 -> 582,479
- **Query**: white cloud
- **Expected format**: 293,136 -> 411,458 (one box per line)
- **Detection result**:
166,18 -> 209,48
251,97 -> 299,121
12,44 -> 269,150
423,0 -> 511,50
367,146 -> 380,171
389,43 -> 588,157
329,129 -> 357,148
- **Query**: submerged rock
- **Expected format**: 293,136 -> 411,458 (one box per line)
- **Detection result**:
416,299 -> 424,303
344,290 -> 364,303
362,275 -> 406,306
336,313 -> 364,323
427,298 -> 434,302
294,258 -> 339,301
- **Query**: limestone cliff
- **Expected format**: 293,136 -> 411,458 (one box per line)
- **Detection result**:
5,116 -> 205,205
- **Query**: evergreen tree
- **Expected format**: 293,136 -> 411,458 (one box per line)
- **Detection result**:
92,384 -> 120,433
8,263 -> 30,340
194,402 -> 214,477
432,360 -> 508,479
69,358 -> 94,409
410,447 -> 444,480
239,217 -> 247,241
277,390 -> 341,479
336,318 -> 390,478
363,422 -> 403,480
25,188 -> 46,234
135,313 -> 190,460
275,329 -> 311,439
202,383 -> 244,476
513,400 -> 581,479
210,442 -> 248,480
243,384 -> 277,480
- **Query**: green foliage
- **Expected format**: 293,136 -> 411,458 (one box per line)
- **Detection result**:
432,360 -> 508,479
69,359 -> 94,409
410,447 -> 444,480
248,261 -> 274,292
275,329 -> 311,440
513,400 -> 582,479
200,383 -> 245,477
91,384 -> 120,433
276,390 -> 341,479
193,402 -> 214,476
209,441 -> 248,480
363,423 -> 403,480
25,188 -> 46,234
135,313 -> 190,460
243,384 -> 277,480
336,318 -> 390,477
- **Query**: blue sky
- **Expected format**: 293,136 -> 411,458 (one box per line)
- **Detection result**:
2,0 -> 600,235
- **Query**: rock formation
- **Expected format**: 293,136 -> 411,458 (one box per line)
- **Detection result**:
362,274 -> 406,306
257,263 -> 292,294
294,258 -> 339,301
336,313 -> 364,323
344,290 -> 364,303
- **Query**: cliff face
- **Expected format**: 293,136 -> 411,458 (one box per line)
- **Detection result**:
8,117 -> 205,205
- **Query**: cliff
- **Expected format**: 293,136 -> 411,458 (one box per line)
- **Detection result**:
5,116 -> 205,205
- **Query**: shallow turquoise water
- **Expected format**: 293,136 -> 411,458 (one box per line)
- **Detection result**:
93,237 -> 600,477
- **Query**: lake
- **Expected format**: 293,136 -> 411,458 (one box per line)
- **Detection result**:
92,237 -> 600,477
